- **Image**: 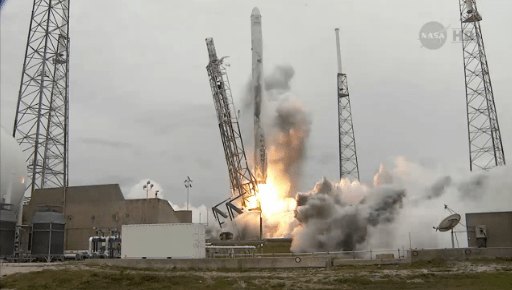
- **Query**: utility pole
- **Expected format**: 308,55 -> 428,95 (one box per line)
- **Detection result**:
458,0 -> 506,171
335,28 -> 360,181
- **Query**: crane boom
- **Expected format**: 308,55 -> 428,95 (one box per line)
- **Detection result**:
205,38 -> 259,227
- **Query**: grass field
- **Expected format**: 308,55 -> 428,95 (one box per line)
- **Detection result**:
1,259 -> 511,289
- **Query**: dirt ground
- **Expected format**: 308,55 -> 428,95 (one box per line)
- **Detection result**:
1,259 -> 512,289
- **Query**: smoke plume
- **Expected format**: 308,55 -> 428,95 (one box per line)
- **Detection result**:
264,65 -> 311,198
219,64 -> 310,239
291,175 -> 405,252
290,159 -> 512,252
264,64 -> 295,93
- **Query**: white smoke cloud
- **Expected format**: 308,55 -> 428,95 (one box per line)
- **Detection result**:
291,157 -> 512,252
291,176 -> 405,253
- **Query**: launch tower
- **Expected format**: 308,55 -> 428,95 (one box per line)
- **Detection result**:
13,0 -> 70,194
335,28 -> 360,181
458,0 -> 506,171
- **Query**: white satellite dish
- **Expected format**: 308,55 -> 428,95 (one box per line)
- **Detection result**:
434,205 -> 462,248
436,213 -> 461,232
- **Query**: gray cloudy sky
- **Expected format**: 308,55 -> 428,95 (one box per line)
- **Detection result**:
1,0 -> 511,208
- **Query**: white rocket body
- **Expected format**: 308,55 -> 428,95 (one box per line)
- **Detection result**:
251,7 -> 267,184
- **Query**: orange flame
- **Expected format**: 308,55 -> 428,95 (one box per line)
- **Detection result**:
246,148 -> 298,238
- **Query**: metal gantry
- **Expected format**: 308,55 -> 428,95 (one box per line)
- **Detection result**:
205,38 -> 259,227
458,0 -> 505,171
13,0 -> 70,194
335,29 -> 360,181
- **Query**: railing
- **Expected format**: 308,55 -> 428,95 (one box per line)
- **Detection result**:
207,248 -> 410,259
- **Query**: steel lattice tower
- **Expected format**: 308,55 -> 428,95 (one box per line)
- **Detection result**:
335,29 -> 360,181
13,0 -> 70,194
458,0 -> 505,171
205,38 -> 259,227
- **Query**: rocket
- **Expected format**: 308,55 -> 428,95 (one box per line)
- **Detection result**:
251,7 -> 267,184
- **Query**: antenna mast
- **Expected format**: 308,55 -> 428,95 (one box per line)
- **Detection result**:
459,0 -> 506,171
335,28 -> 360,181
13,0 -> 70,194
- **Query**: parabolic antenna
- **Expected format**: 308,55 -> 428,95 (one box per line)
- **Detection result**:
436,213 -> 461,232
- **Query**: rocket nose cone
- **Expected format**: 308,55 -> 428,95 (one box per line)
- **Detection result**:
251,7 -> 260,16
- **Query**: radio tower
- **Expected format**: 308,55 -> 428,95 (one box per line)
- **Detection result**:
335,28 -> 360,181
205,38 -> 260,227
13,0 -> 70,194
458,0 -> 506,171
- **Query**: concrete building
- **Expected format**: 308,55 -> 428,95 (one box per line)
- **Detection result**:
21,184 -> 192,251
465,211 -> 512,248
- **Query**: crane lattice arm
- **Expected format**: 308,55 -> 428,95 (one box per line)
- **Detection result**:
205,38 -> 259,227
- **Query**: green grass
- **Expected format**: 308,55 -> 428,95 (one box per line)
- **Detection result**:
321,272 -> 512,289
1,270 -> 203,290
2,260 -> 512,290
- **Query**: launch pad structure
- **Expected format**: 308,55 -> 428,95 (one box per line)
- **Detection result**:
204,38 -> 261,229
205,8 -> 271,238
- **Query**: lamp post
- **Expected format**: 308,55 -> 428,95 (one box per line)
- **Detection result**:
184,176 -> 193,210
142,180 -> 154,199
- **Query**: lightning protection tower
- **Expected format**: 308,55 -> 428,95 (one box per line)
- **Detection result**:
205,38 -> 259,227
335,28 -> 360,181
458,0 -> 505,171
13,0 -> 70,194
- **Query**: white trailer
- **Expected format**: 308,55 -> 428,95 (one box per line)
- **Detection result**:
121,223 -> 205,259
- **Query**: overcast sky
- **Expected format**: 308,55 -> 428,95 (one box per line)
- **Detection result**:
1,0 -> 511,208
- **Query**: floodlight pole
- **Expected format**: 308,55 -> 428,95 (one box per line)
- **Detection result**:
184,176 -> 193,210
451,229 -> 455,248
143,180 -> 153,199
